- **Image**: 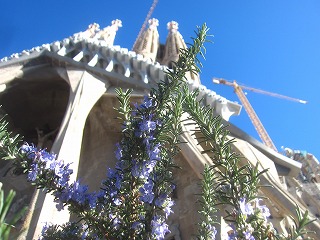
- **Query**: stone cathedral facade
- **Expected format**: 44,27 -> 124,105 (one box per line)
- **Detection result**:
0,19 -> 319,239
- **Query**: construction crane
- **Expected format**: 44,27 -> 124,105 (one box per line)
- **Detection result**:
212,78 -> 307,152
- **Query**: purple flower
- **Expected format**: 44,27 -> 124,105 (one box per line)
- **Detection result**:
53,180 -> 98,210
239,197 -> 254,216
132,159 -> 157,179
20,143 -> 34,153
143,180 -> 154,191
74,185 -> 98,209
207,225 -> 217,239
57,173 -> 71,187
243,229 -> 255,240
39,150 -> 56,162
70,181 -> 88,205
52,160 -> 65,175
140,191 -> 154,204
115,159 -> 126,171
107,168 -> 116,178
44,158 -> 57,171
132,160 -> 148,179
139,115 -> 157,133
105,182 -> 118,198
23,143 -> 73,187
81,231 -> 89,240
155,193 -> 167,207
114,174 -> 122,190
141,96 -> 155,109
255,199 -> 271,219
20,143 -> 37,159
227,225 -> 238,240
228,234 -> 237,240
132,221 -> 143,231
143,135 -> 156,146
87,193 -> 98,209
151,215 -> 170,240
109,213 -> 121,228
115,143 -> 123,160
40,222 -> 51,237
141,166 -> 151,179
56,163 -> 73,187
54,188 -> 72,211
108,188 -> 117,198
113,198 -> 122,206
148,144 -> 161,161
28,163 -> 38,181
107,167 -> 123,189
139,180 -> 155,203
164,199 -> 174,218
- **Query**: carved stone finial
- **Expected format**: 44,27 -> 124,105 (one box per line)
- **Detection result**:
111,19 -> 123,31
167,21 -> 179,33
149,18 -> 159,30
97,19 -> 122,46
73,23 -> 100,40
86,23 -> 100,38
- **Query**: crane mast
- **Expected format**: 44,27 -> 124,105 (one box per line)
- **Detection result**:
232,81 -> 278,152
213,77 -> 307,152
213,77 -> 306,152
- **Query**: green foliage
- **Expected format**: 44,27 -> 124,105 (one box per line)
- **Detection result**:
0,115 -> 22,161
39,222 -> 99,240
183,86 -> 261,204
277,205 -> 316,240
197,165 -> 218,240
179,35 -> 316,239
0,183 -> 26,240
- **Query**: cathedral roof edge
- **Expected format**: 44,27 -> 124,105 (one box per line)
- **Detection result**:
0,29 -> 242,121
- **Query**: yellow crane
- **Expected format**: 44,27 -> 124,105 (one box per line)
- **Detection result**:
212,78 -> 307,152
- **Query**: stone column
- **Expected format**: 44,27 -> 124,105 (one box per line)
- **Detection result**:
31,68 -> 110,239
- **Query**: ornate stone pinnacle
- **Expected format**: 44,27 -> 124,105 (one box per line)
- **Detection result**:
86,23 -> 100,38
111,19 -> 123,32
148,18 -> 159,30
96,19 -> 122,46
167,21 -> 179,32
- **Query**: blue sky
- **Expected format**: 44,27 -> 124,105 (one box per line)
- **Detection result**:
1,1 -> 320,160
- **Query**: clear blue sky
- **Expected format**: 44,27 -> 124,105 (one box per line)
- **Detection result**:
1,1 -> 320,159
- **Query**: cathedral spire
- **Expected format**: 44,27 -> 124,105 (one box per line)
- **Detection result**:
162,21 -> 200,83
133,18 -> 159,62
